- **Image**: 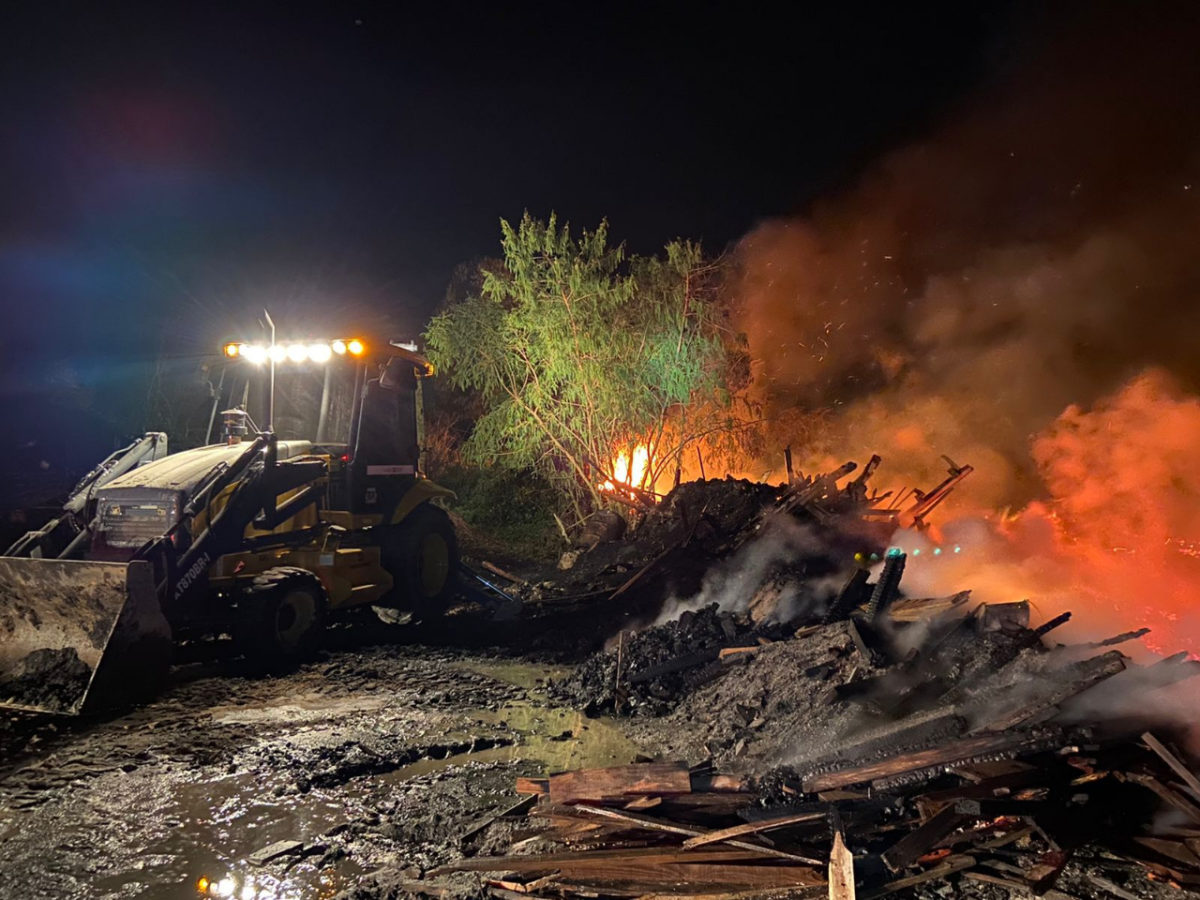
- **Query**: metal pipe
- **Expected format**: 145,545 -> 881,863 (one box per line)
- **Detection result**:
204,368 -> 227,446
316,361 -> 333,443
264,308 -> 276,432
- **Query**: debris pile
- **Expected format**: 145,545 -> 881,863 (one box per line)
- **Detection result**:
434,732 -> 1200,899
549,604 -> 796,716
428,544 -> 1200,899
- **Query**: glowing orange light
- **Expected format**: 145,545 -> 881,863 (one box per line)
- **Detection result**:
347,338 -> 366,356
600,444 -> 653,498
222,343 -> 240,359
197,877 -> 210,892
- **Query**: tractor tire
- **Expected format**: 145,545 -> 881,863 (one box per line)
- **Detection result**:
235,566 -> 326,668
381,504 -> 459,621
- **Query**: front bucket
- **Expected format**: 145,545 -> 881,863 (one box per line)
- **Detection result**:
0,557 -> 172,715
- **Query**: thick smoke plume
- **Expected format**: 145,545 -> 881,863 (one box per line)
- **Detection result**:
730,5 -> 1200,509
726,6 -> 1200,653
897,371 -> 1200,654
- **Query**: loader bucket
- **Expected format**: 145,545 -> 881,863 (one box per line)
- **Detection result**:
0,558 -> 172,715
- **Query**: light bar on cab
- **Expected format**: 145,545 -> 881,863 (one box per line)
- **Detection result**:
222,338 -> 368,364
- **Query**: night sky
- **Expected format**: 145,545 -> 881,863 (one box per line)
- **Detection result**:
2,1 -> 1024,477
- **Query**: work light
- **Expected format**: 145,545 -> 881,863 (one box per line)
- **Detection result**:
220,339 -> 367,365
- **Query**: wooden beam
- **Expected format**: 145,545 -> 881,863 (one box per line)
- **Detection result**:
567,804 -> 824,865
516,777 -> 549,795
1142,732 -> 1200,799
482,561 -> 524,584
858,855 -> 976,900
975,651 -> 1127,733
881,800 -> 980,872
681,811 -> 827,849
434,846 -> 778,873
435,846 -> 824,889
829,829 -> 856,900
637,887 -> 827,900
548,763 -> 691,804
803,732 -> 1051,793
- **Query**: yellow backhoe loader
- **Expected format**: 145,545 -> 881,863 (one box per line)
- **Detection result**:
0,340 -> 458,715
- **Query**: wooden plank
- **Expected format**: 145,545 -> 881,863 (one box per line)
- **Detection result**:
888,592 -> 972,623
436,848 -> 823,889
568,804 -> 824,865
637,887 -> 826,900
482,561 -> 525,584
1142,732 -> 1200,799
858,855 -> 976,900
881,800 -> 980,872
689,774 -> 749,793
846,619 -> 881,667
548,763 -> 691,804
829,830 -> 856,900
976,824 -> 1036,850
803,732 -> 1048,793
914,769 -> 1042,818
434,846 -> 780,873
681,811 -> 827,849
1132,837 -> 1200,868
624,796 -> 662,810
516,777 -> 549,795
976,651 -> 1127,733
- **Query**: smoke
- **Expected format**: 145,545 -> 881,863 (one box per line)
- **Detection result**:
729,4 -> 1200,512
891,371 -> 1200,655
721,5 -> 1200,655
655,515 -> 847,626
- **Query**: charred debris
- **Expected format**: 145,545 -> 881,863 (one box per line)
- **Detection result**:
426,457 -> 1200,900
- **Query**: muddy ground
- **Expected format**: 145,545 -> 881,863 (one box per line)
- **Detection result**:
0,613 -> 649,900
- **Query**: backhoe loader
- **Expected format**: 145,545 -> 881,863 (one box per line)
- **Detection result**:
0,341 -> 458,715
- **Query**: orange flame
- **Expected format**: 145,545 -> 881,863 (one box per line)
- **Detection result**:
600,444 -> 655,498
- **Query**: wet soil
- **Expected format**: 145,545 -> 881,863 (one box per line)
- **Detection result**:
0,635 -> 642,900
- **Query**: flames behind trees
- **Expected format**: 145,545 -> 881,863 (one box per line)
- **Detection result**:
426,213 -> 759,523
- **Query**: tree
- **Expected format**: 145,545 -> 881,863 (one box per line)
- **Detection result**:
425,213 -> 757,521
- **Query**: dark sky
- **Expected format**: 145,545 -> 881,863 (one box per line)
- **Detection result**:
0,0 -> 1025,469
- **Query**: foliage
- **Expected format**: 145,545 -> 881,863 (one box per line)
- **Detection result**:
436,463 -> 563,561
425,213 -> 758,519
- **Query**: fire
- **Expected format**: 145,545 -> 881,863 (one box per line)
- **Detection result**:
600,444 -> 653,498
892,371 -> 1200,659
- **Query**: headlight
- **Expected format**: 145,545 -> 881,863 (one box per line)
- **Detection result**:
241,345 -> 267,364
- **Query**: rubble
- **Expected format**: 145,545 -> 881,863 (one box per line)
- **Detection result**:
549,604 -> 796,716
430,532 -> 1200,900
428,726 -> 1200,899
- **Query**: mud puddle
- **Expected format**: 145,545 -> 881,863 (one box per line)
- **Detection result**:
0,651 -> 642,899
385,699 -> 639,781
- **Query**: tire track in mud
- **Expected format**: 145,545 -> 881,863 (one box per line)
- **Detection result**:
0,644 -> 642,899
